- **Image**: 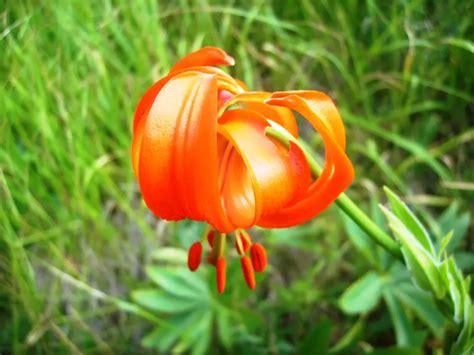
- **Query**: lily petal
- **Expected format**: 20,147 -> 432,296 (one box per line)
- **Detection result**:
258,92 -> 354,227
133,66 -> 241,134
270,90 -> 346,148
220,92 -> 299,137
137,72 -> 232,231
218,109 -> 310,228
170,47 -> 235,72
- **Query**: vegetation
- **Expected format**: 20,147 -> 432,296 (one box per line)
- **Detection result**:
1,0 -> 473,353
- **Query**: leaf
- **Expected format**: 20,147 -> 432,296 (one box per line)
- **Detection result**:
152,247 -> 188,264
383,289 -> 426,347
438,204 -> 470,253
298,318 -> 332,354
182,311 -> 213,355
217,309 -> 233,349
132,289 -> 202,314
330,317 -> 365,353
381,206 -> 446,298
141,311 -> 204,351
339,271 -> 384,314
146,266 -> 208,299
437,231 -> 453,260
440,257 -> 464,323
366,347 -> 423,355
394,283 -> 445,336
384,187 -> 435,256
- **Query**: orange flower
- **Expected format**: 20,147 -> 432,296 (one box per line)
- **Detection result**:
132,47 -> 354,292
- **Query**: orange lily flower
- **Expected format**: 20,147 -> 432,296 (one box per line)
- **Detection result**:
132,47 -> 354,293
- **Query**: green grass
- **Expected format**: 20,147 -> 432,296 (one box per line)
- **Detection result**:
1,0 -> 473,353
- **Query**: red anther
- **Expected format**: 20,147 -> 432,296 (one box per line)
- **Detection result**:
207,230 -> 215,247
187,242 -> 202,271
216,257 -> 227,293
241,256 -> 256,290
250,243 -> 267,272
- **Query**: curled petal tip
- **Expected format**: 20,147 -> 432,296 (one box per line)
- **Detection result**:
225,55 -> 236,66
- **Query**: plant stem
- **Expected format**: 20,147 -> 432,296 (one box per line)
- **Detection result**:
266,126 -> 402,259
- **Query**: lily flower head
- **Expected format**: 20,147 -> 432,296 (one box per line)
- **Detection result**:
132,47 -> 354,293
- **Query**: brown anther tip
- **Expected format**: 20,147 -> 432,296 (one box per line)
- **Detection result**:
207,230 -> 215,247
216,257 -> 226,293
187,242 -> 202,271
250,243 -> 267,272
241,256 -> 256,290
206,253 -> 215,265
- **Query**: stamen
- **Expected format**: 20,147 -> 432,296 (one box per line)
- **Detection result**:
207,230 -> 215,247
234,230 -> 252,255
239,230 -> 252,253
187,242 -> 202,271
250,243 -> 267,272
216,257 -> 227,293
211,233 -> 226,261
241,256 -> 256,289
234,231 -> 245,255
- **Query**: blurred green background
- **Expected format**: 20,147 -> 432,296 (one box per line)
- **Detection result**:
1,0 -> 473,353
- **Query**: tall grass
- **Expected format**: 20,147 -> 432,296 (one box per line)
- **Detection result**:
1,0 -> 473,353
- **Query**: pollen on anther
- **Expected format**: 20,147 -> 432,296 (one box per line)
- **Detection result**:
187,242 -> 202,271
241,256 -> 256,289
250,243 -> 267,272
216,257 -> 227,293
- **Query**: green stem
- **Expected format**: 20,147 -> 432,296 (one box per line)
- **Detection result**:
266,126 -> 402,260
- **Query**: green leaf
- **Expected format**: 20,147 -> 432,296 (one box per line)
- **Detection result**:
384,187 -> 435,256
151,247 -> 188,264
437,231 -> 454,260
366,347 -> 423,355
181,311 -> 212,355
384,289 -> 426,347
339,271 -> 384,314
141,311 -> 204,351
217,309 -> 233,349
298,318 -> 332,354
441,257 -> 464,323
146,266 -> 208,299
132,289 -> 202,314
438,204 -> 470,253
394,283 -> 445,336
381,206 -> 445,298
330,317 -> 365,353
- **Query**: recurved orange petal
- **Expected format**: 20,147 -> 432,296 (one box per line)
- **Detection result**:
217,109 -> 311,228
220,92 -> 299,137
170,47 -> 235,72
258,92 -> 354,228
133,66 -> 241,134
137,72 -> 232,230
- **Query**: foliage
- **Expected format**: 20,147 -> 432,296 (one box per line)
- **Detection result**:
1,0 -> 473,353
